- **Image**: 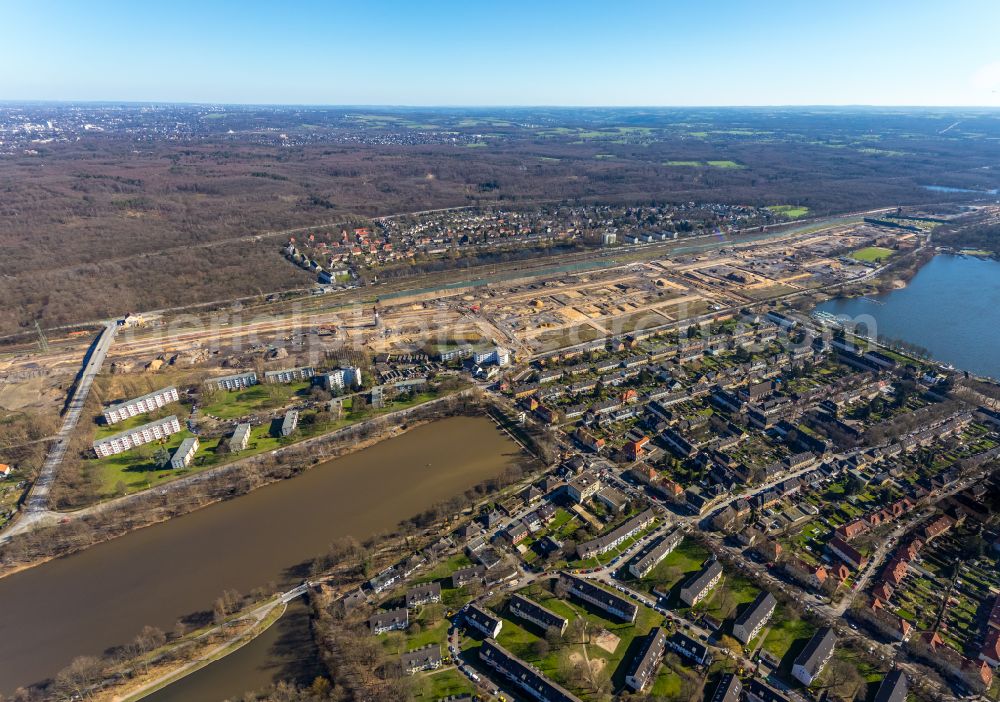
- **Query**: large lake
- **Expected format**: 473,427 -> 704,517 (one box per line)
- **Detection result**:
815,254 -> 1000,379
0,416 -> 523,694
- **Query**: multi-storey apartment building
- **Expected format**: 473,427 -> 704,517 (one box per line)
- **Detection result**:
102,386 -> 179,425
93,415 -> 182,457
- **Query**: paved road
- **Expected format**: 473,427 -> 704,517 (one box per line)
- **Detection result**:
3,321 -> 117,538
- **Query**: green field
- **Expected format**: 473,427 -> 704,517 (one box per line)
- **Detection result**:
200,382 -> 311,419
693,574 -> 760,622
491,585 -> 663,697
768,205 -> 811,219
414,667 -> 473,700
760,606 -> 815,666
850,246 -> 894,262
706,160 -> 745,169
629,539 -> 710,598
663,160 -> 745,169
84,385 -> 455,501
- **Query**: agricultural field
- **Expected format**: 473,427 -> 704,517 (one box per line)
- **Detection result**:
663,160 -> 745,169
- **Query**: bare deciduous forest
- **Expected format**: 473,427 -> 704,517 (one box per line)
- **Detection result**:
2,105 -> 999,335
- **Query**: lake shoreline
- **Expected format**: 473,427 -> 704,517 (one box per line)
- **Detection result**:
0,389 -> 484,581
0,413 -> 527,693
814,253 -> 1000,381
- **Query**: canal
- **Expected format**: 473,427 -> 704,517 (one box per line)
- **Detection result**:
0,416 -> 524,694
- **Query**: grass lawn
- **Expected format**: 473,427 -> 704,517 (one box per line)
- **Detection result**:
630,539 -> 710,596
651,667 -> 684,697
694,574 -> 760,622
768,205 -> 811,219
850,246 -> 894,263
200,382 -> 311,420
414,553 -> 473,584
493,585 -> 663,698
89,429 -> 223,495
380,607 -> 450,655
760,606 -> 814,666
84,387 -> 455,500
665,160 -> 702,167
706,160 -> 746,169
414,667 -> 472,700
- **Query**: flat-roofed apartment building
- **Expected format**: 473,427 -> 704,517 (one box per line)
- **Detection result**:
103,386 -> 179,425
209,371 -> 258,391
170,437 -> 199,469
93,415 -> 181,457
320,367 -> 361,390
281,410 -> 299,437
264,366 -> 315,384
231,422 -> 252,452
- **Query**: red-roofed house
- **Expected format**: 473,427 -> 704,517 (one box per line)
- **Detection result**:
836,519 -> 868,541
828,536 -> 868,570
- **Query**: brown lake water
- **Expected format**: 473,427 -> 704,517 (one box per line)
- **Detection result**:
0,416 -> 522,694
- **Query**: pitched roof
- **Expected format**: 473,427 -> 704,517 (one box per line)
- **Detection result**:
793,627 -> 836,678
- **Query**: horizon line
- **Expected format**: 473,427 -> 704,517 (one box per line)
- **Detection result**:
3,99 -> 1000,111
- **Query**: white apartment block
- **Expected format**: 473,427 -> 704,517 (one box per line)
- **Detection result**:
473,346 -> 510,367
209,371 -> 258,391
103,386 -> 179,425
263,366 -> 315,384
170,437 -> 199,469
231,422 -> 252,452
93,416 -> 182,457
320,367 -> 361,390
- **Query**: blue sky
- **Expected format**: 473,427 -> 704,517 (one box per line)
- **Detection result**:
2,0 -> 999,106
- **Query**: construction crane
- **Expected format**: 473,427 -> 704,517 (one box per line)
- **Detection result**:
34,320 -> 49,352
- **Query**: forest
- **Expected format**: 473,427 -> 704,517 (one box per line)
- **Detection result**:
2,105 -> 1000,336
